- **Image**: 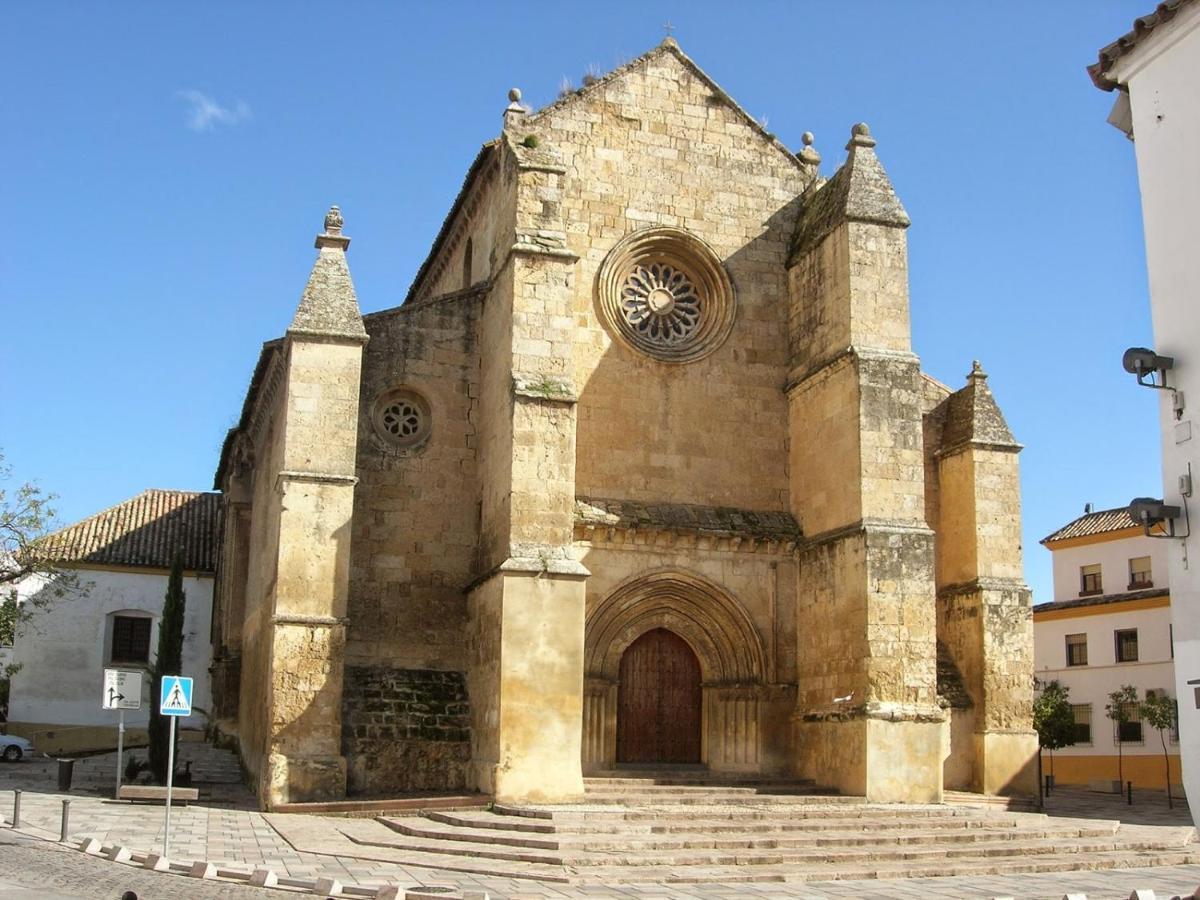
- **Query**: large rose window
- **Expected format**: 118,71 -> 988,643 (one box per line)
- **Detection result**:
597,227 -> 735,363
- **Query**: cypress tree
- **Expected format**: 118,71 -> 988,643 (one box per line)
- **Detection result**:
148,549 -> 187,784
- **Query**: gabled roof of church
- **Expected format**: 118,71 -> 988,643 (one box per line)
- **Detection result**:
790,123 -> 909,261
37,489 -> 221,573
526,38 -> 803,170
939,361 -> 1020,454
403,39 -> 807,304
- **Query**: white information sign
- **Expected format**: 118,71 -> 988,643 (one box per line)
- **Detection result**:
159,675 -> 193,717
102,669 -> 143,711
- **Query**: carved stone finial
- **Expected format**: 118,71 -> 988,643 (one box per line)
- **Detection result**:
508,87 -> 522,104
969,359 -> 987,381
315,205 -> 350,251
846,121 -> 877,150
799,131 -> 821,168
324,205 -> 344,235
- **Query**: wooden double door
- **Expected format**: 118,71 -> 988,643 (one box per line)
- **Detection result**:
616,628 -> 702,764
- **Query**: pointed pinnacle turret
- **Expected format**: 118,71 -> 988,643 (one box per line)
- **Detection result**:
790,122 -> 909,261
289,206 -> 367,342
940,359 -> 1020,453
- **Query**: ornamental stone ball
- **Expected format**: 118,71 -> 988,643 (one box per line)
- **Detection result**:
508,87 -> 522,103
801,131 -> 814,146
852,122 -> 871,137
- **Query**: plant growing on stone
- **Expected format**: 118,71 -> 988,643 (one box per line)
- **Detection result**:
1033,680 -> 1076,783
148,550 -> 187,784
1105,684 -> 1139,788
1140,691 -> 1179,807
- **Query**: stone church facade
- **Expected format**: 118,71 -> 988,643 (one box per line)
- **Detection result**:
209,41 -> 1037,810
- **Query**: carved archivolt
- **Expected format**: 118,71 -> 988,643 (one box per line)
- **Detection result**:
596,227 -> 735,363
585,570 -> 765,684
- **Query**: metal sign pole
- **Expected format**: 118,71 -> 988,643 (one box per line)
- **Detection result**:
115,709 -> 125,799
163,715 -> 176,860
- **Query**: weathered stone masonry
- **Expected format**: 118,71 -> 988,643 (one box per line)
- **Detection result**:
210,40 -> 1036,809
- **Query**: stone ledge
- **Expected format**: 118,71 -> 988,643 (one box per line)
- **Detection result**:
574,497 -> 801,553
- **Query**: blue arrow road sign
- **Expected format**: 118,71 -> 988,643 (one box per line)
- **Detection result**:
159,676 -> 193,716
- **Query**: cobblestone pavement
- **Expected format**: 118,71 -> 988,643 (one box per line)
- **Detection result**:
2,745 -> 1199,899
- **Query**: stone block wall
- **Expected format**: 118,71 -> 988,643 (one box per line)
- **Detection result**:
342,666 -> 470,794
524,48 -> 809,514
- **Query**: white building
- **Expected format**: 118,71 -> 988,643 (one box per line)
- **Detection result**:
7,489 -> 219,744
1090,0 -> 1200,814
1035,507 -> 1180,790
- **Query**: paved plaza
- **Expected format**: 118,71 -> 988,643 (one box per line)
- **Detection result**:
0,743 -> 1198,899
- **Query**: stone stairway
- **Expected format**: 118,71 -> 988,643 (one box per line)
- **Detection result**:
323,774 -> 1200,885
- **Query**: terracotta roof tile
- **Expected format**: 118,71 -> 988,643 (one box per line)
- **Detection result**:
1033,586 -> 1169,614
39,489 -> 221,572
1040,506 -> 1139,544
1089,0 -> 1198,90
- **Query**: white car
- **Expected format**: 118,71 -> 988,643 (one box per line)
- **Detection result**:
1,733 -> 33,762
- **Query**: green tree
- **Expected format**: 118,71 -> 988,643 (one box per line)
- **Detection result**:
1033,680 -> 1076,785
1141,691 -> 1179,808
1,450 -> 86,692
1105,684 -> 1140,787
148,550 -> 187,784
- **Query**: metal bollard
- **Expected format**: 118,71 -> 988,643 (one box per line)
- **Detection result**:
1127,780 -> 1133,806
59,798 -> 71,842
12,790 -> 20,828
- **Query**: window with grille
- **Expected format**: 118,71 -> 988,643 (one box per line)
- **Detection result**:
1071,704 -> 1092,745
1129,556 -> 1153,589
1065,633 -> 1088,667
111,616 -> 151,664
1115,701 -> 1143,744
1114,628 -> 1139,663
1080,564 -> 1102,595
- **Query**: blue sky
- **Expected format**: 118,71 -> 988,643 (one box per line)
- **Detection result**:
1,2 -> 1159,604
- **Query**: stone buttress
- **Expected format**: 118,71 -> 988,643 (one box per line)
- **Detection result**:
465,118 -> 588,803
934,362 -> 1037,795
220,208 -> 367,807
786,125 -> 943,802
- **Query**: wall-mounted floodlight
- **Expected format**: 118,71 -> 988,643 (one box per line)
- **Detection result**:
1128,496 -> 1188,539
1122,346 -> 1184,418
1122,347 -> 1175,388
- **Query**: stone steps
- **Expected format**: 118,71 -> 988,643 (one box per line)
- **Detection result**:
353,821 -> 1196,872
428,807 -> 1024,835
381,815 -> 1120,854
338,778 -> 1199,886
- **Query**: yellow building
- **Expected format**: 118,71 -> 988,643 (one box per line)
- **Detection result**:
1036,507 -> 1181,791
209,41 -> 1037,810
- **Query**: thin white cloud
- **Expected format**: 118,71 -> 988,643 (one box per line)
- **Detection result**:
176,90 -> 251,132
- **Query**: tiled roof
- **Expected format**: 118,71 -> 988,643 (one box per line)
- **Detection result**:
1033,586 -> 1169,614
39,489 -> 221,573
1089,0 -> 1198,90
1040,506 -> 1140,544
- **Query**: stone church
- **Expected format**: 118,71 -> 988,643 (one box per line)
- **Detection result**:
209,40 -> 1037,810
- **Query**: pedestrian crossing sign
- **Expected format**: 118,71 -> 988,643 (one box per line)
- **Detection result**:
159,675 -> 193,716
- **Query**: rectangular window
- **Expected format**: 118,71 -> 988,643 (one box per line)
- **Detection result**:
1080,563 -> 1103,595
1065,633 -> 1088,667
111,616 -> 152,664
1116,701 -> 1143,744
1129,556 -> 1153,589
1115,628 -> 1139,663
1071,703 -> 1092,745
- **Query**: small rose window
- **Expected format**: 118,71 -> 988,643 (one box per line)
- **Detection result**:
372,388 -> 431,450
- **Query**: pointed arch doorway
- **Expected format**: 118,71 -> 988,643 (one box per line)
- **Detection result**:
616,628 -> 702,764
